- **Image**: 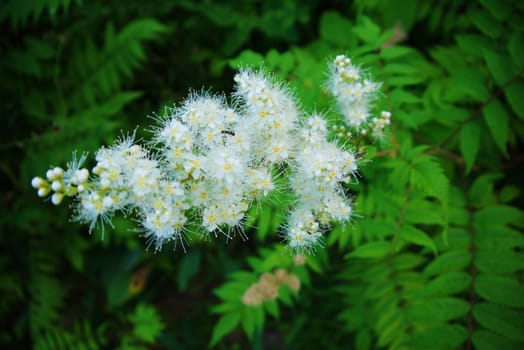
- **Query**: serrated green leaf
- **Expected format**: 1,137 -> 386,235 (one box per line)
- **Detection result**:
389,88 -> 421,104
455,34 -> 492,57
380,46 -> 416,59
408,297 -> 469,323
475,249 -> 524,273
352,16 -> 381,45
484,51 -> 515,86
355,329 -> 372,350
508,32 -> 524,68
469,8 -> 502,38
399,226 -> 437,254
417,272 -> 471,297
424,250 -> 472,277
387,75 -> 425,86
404,198 -> 444,225
408,325 -> 467,349
264,299 -> 279,318
391,253 -> 425,270
499,185 -> 521,203
475,226 -> 524,250
474,205 -> 524,229
475,274 -> 524,308
319,11 -> 353,46
346,241 -> 391,259
482,99 -> 509,156
241,307 -> 256,339
376,308 -> 404,347
460,122 -> 480,173
505,81 -> 524,120
410,155 -> 449,202
446,66 -> 490,102
473,302 -> 524,341
210,313 -> 241,347
469,174 -> 502,208
107,272 -> 132,308
473,329 -> 524,350
129,304 -> 165,344
479,0 -> 511,20
382,63 -> 420,75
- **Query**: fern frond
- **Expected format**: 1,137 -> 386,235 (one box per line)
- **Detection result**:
34,322 -> 100,350
1,0 -> 81,29
67,18 -> 168,109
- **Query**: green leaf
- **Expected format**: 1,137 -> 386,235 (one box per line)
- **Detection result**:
355,329 -> 372,350
408,325 -> 467,349
505,81 -> 524,120
380,46 -> 416,59
129,304 -> 165,343
424,250 -> 472,277
475,227 -> 524,250
483,51 -> 515,86
399,226 -> 437,254
479,0 -> 511,20
499,185 -> 521,203
386,75 -> 425,86
388,88 -> 421,104
473,329 -> 524,350
508,32 -> 524,68
417,272 -> 471,297
473,302 -> 524,341
382,63 -> 420,75
257,205 -> 272,240
409,155 -> 449,202
346,241 -> 391,259
474,205 -> 524,229
475,275 -> 524,308
264,299 -> 279,318
469,173 -> 502,208
107,272 -> 132,308
475,249 -> 524,273
352,16 -> 381,45
469,8 -> 502,38
455,34 -> 492,58
460,122 -> 480,173
229,50 -> 264,69
446,66 -> 490,102
408,297 -> 469,323
210,313 -> 241,347
482,99 -> 509,156
177,249 -> 201,291
319,11 -> 353,46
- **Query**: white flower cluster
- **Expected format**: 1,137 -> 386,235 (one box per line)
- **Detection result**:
32,56 -> 390,254
328,54 -> 390,138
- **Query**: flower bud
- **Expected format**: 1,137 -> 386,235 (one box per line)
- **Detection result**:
53,167 -> 64,178
51,180 -> 63,192
37,187 -> 50,197
46,169 -> 55,181
51,192 -> 64,205
31,177 -> 45,189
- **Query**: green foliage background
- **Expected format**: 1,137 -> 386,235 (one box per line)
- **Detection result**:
1,0 -> 523,349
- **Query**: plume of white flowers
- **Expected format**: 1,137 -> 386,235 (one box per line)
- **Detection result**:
32,54 -> 390,254
328,54 -> 390,138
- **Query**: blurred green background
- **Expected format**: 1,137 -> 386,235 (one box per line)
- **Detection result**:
1,0 -> 524,349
